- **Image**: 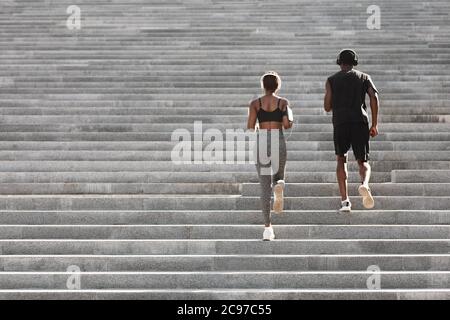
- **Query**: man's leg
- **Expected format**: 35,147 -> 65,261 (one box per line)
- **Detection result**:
353,124 -> 374,209
334,124 -> 352,212
358,160 -> 371,186
336,155 -> 349,201
357,160 -> 374,209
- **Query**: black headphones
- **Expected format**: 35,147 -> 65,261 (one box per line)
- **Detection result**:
336,49 -> 358,66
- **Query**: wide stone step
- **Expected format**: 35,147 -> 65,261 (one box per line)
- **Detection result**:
3,72 -> 450,78
1,289 -> 448,300
3,75 -> 450,84
0,97 -> 447,108
0,183 -> 240,195
0,91 -> 448,102
0,65 -> 450,74
0,160 -> 450,172
0,93 -> 449,101
1,254 -> 449,272
2,77 -> 447,84
0,171 -> 393,184
5,16 -> 442,22
243,183 -> 450,197
1,210 -> 447,225
0,99 -> 446,109
4,20 -> 446,26
2,106 -> 449,117
0,271 -> 449,290
2,114 -> 450,124
0,151 -> 449,162
0,182 -> 449,196
1,60 -> 448,68
0,62 -> 447,69
392,170 -> 450,183
0,225 -> 447,240
0,85 -> 446,94
1,63 -> 447,71
1,123 -> 448,132
1,68 -> 449,76
0,41 -> 445,47
4,50 -> 448,57
0,41 -> 446,47
19,54 -> 445,62
0,132 -> 448,142
0,78 -> 368,87
0,239 -> 448,255
1,141 -> 449,151
1,195 -> 447,210
1,105 -> 449,116
240,196 -> 450,211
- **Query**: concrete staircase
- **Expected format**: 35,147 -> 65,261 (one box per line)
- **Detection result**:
0,0 -> 449,299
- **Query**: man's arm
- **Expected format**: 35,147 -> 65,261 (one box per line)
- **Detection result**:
324,80 -> 332,112
367,86 -> 379,137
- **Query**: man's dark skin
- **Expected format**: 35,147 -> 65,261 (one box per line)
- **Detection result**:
324,63 -> 380,201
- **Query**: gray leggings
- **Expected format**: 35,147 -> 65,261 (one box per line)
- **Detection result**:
255,130 -> 287,225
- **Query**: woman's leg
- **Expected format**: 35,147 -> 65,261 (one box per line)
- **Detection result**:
256,162 -> 272,227
272,136 -> 287,183
272,135 -> 287,213
256,132 -> 273,227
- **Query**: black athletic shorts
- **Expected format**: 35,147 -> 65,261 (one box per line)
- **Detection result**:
333,122 -> 370,161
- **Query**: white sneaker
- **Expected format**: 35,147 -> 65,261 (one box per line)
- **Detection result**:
339,199 -> 352,213
358,184 -> 375,209
263,226 -> 275,241
273,180 -> 285,214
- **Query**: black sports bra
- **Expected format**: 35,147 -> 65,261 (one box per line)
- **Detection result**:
257,98 -> 285,123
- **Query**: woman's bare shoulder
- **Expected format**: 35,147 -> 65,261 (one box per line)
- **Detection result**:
250,96 -> 262,104
277,96 -> 290,109
249,97 -> 261,108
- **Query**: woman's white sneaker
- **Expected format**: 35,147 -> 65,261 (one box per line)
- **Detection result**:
273,180 -> 285,214
358,184 -> 375,209
263,226 -> 275,241
339,200 -> 352,213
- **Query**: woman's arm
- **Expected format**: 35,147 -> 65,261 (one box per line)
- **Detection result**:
247,100 -> 258,130
282,99 -> 293,129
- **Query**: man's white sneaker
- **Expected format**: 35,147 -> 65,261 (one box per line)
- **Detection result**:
358,184 -> 375,209
273,180 -> 285,214
263,227 -> 275,241
339,200 -> 352,213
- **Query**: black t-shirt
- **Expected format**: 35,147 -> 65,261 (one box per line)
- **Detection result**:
327,69 -> 378,126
